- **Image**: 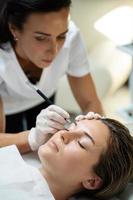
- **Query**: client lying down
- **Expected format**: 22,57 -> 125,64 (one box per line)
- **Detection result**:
0,107 -> 133,200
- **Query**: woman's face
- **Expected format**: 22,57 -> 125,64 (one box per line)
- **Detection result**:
11,8 -> 69,68
38,119 -> 110,184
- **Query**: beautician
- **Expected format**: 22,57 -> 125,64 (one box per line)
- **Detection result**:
0,0 -> 103,152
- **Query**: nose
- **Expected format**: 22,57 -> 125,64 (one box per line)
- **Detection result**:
46,37 -> 58,55
60,131 -> 81,144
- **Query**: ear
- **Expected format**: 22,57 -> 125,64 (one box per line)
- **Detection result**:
82,176 -> 103,190
8,23 -> 18,37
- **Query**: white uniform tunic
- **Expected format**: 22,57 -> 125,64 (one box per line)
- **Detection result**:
0,21 -> 90,115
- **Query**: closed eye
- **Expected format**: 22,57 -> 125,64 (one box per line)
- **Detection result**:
35,36 -> 49,41
78,141 -> 86,149
57,35 -> 66,40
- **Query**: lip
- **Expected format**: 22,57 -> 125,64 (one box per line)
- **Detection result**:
42,59 -> 53,64
48,140 -> 59,152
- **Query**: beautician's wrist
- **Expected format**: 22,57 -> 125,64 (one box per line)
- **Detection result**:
17,131 -> 31,153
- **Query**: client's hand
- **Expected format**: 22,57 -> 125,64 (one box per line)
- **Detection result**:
75,112 -> 102,121
28,105 -> 70,151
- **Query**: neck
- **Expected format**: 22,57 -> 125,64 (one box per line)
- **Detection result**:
39,167 -> 80,200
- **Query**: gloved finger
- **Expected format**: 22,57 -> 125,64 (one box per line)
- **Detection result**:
37,126 -> 57,134
75,112 -> 102,121
46,110 -> 67,124
93,113 -> 102,119
38,119 -> 65,130
38,109 -> 67,124
47,120 -> 65,129
85,112 -> 101,119
75,115 -> 85,121
85,112 -> 96,119
47,105 -> 70,119
44,127 -> 57,134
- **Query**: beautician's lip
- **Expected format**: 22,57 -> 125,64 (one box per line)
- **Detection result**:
42,59 -> 52,63
49,140 -> 59,152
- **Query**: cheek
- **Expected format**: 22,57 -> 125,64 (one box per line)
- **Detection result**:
25,42 -> 43,56
20,36 -> 43,56
58,40 -> 65,50
38,144 -> 52,164
60,146 -> 87,171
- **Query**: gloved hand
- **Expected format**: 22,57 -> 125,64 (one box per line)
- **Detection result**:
75,112 -> 102,121
28,105 -> 70,151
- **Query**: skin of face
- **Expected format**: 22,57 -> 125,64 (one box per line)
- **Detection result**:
38,119 -> 110,186
10,8 -> 69,68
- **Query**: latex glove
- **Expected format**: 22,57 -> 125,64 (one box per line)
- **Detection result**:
75,112 -> 102,121
28,105 -> 70,151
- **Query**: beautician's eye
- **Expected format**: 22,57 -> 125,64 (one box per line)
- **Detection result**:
35,36 -> 49,41
57,35 -> 66,40
78,141 -> 85,149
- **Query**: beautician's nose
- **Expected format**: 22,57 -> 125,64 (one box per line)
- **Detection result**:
60,131 -> 81,144
47,37 -> 58,55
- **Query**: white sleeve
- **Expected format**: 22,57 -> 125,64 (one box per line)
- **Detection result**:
0,77 -> 3,84
0,76 -> 4,96
67,26 -> 90,77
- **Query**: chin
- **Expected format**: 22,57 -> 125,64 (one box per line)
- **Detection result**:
35,64 -> 47,69
31,61 -> 49,69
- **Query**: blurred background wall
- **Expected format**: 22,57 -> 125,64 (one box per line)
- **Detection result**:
71,0 -> 133,50
56,0 -> 133,114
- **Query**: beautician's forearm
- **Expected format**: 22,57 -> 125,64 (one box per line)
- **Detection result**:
0,131 -> 31,154
0,97 -> 5,133
68,74 -> 104,115
83,100 -> 104,115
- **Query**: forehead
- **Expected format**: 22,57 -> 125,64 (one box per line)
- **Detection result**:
72,119 -> 110,148
22,9 -> 69,33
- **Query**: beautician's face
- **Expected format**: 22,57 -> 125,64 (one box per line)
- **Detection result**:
38,119 -> 110,183
11,8 -> 69,68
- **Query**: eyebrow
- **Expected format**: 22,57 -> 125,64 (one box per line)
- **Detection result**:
34,29 -> 68,37
83,131 -> 95,145
74,121 -> 95,145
